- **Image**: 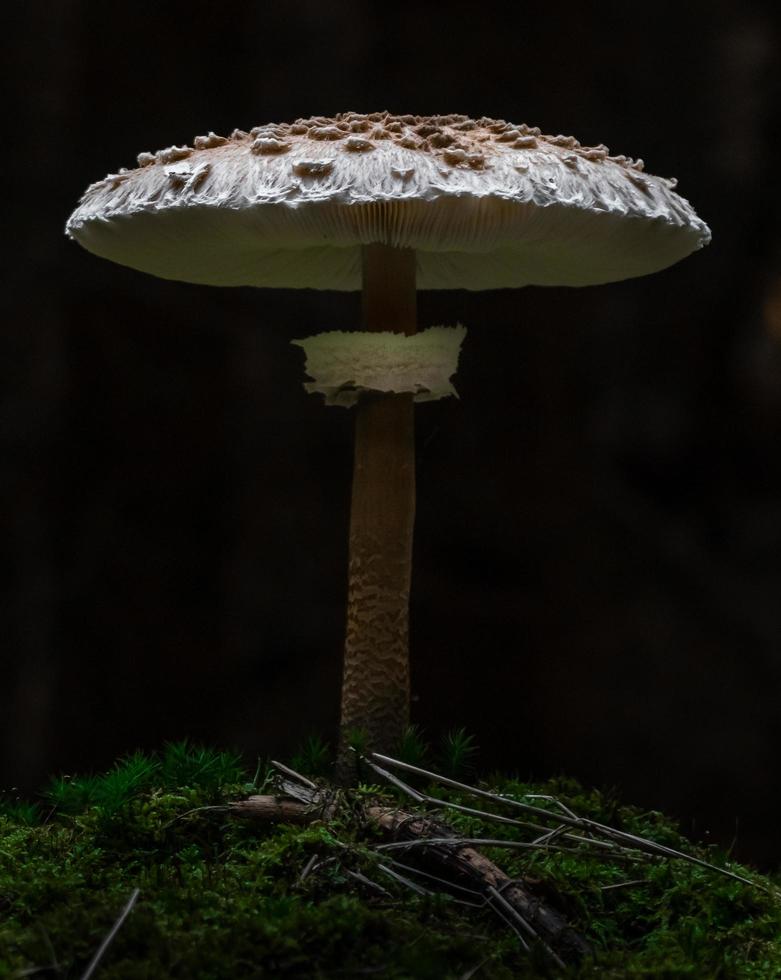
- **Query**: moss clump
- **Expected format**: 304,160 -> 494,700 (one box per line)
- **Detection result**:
1,743 -> 779,978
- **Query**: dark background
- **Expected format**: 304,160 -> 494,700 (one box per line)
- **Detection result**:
3,2 -> 780,867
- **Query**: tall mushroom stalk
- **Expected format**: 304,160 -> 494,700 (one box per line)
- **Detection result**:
338,244 -> 417,767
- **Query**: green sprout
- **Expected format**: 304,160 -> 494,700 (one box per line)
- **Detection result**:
396,724 -> 430,767
438,728 -> 479,778
290,734 -> 334,778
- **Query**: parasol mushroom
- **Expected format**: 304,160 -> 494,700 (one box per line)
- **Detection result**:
66,112 -> 710,773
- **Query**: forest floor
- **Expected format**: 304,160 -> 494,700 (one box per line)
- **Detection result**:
1,740 -> 780,979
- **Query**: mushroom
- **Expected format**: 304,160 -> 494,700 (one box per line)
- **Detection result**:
66,112 -> 710,772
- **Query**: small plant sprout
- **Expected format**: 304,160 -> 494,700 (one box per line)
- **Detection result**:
345,727 -> 370,760
396,724 -> 430,767
439,727 -> 479,777
290,734 -> 334,777
66,113 -> 710,775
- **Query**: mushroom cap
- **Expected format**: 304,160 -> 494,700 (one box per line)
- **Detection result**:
66,112 -> 710,291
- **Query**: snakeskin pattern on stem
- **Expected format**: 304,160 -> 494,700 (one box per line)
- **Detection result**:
336,246 -> 417,776
339,410 -> 414,754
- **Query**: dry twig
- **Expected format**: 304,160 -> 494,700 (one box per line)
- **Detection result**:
78,888 -> 140,980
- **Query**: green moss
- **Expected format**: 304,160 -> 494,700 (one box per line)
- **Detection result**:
1,743 -> 779,979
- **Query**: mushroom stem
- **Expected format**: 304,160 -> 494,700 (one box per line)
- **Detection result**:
336,245 -> 417,776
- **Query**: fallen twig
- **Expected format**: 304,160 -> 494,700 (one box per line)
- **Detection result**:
79,888 -> 140,980
371,753 -> 767,891
231,788 -> 590,964
270,760 -> 317,789
364,801 -> 591,962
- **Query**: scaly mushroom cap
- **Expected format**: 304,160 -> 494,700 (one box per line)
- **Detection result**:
66,111 -> 710,291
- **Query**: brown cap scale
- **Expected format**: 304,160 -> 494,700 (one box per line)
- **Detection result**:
67,111 -> 710,291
